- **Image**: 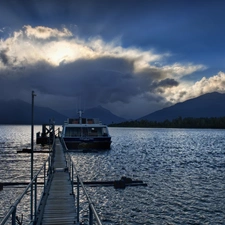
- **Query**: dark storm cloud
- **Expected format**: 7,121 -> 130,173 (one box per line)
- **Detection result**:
150,78 -> 179,94
0,49 -> 9,65
178,91 -> 187,99
155,78 -> 179,88
0,54 -> 179,109
19,57 -> 147,104
0,23 -> 185,118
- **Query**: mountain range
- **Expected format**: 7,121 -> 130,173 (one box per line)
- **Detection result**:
0,99 -> 125,125
60,105 -> 125,125
0,99 -> 67,125
0,92 -> 225,125
139,92 -> 225,122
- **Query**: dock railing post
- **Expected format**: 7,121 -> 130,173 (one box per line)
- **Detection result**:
77,175 -> 80,223
89,204 -> 93,225
44,162 -> 46,191
31,90 -> 36,222
34,176 -> 37,222
69,157 -> 72,179
71,165 -> 74,195
65,152 -> 103,225
48,153 -> 52,175
12,206 -> 16,225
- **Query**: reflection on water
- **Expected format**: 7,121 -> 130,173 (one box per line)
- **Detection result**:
1,126 -> 225,224
71,128 -> 225,225
0,125 -> 48,222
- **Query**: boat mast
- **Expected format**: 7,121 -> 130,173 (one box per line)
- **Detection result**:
78,110 -> 83,124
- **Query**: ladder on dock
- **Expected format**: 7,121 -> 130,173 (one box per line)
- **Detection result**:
38,139 -> 77,225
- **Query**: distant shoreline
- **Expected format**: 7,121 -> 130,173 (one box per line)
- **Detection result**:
109,116 -> 225,129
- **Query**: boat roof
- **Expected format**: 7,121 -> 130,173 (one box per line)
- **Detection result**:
63,118 -> 108,128
64,123 -> 108,128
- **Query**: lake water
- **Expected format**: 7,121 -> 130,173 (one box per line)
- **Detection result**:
1,126 -> 225,224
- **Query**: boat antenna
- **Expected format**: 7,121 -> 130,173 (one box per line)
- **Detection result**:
78,109 -> 83,124
76,96 -> 82,115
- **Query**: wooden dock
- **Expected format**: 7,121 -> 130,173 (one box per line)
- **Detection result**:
39,139 -> 77,225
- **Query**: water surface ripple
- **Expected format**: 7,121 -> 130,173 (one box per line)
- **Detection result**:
1,126 -> 225,224
71,128 -> 225,225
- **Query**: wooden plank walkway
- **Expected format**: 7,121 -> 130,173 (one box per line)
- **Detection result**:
41,139 -> 77,225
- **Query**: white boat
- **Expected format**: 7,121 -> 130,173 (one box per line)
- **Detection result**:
61,111 -> 111,150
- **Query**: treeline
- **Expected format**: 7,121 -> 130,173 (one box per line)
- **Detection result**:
109,116 -> 225,129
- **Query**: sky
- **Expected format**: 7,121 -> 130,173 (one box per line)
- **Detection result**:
0,0 -> 225,119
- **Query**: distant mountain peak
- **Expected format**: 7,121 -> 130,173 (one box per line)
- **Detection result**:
139,92 -> 225,122
87,105 -> 111,114
57,104 -> 125,125
0,99 -> 67,125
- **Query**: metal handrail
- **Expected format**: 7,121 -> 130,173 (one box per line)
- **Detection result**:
65,150 -> 103,225
1,136 -> 102,225
0,141 -> 54,225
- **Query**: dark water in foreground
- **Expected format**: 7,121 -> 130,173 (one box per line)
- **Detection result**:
1,126 -> 225,224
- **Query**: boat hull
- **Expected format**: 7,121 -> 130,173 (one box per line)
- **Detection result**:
62,137 -> 111,150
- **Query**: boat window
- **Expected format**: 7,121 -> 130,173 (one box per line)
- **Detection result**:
83,127 -> 88,136
65,127 -> 81,136
102,127 -> 108,136
88,127 -> 98,136
87,127 -> 104,136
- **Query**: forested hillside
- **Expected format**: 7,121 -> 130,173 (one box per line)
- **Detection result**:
110,117 -> 225,129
